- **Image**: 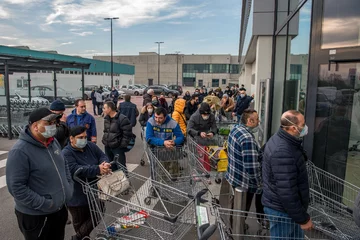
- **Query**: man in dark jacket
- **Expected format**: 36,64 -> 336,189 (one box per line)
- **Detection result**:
262,110 -> 313,238
185,95 -> 199,120
6,108 -> 73,240
63,126 -> 110,240
90,89 -> 97,115
187,102 -> 217,145
110,87 -> 119,107
233,88 -> 253,123
102,101 -> 134,170
50,100 -> 70,149
119,95 -> 139,127
67,99 -> 97,143
143,89 -> 154,106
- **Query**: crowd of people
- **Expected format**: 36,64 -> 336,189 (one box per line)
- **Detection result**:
4,84 -> 360,240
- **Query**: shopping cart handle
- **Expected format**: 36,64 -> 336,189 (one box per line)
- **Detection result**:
195,189 -> 209,204
163,215 -> 178,224
198,224 -> 217,240
73,167 -> 84,183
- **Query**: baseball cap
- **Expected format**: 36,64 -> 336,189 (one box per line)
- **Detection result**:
28,107 -> 61,124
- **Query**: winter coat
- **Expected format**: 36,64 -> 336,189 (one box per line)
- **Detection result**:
221,98 -> 235,112
110,90 -> 119,102
183,94 -> 191,101
234,95 -> 253,115
172,99 -> 187,136
66,109 -> 97,142
185,101 -> 198,120
187,109 -> 218,137
54,121 -> 70,149
262,128 -> 310,225
139,106 -> 153,127
63,142 -> 109,207
6,126 -> 73,215
102,112 -> 134,149
159,98 -> 169,112
143,93 -> 152,106
95,91 -> 103,103
118,101 -> 139,127
90,90 -> 96,104
145,115 -> 184,146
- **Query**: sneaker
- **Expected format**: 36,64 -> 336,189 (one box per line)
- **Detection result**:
257,219 -> 270,229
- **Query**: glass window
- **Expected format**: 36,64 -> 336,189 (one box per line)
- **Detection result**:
222,79 -> 226,85
313,63 -> 360,195
23,80 -> 28,88
230,64 -> 240,74
211,64 -> 228,73
322,0 -> 360,49
212,79 -> 219,87
17,79 -> 22,88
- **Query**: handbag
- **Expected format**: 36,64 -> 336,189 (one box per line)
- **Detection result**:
97,170 -> 130,201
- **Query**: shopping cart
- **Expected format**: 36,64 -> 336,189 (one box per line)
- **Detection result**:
73,158 -> 217,240
210,161 -> 360,240
139,127 -> 147,166
146,145 -> 211,198
187,135 -> 228,184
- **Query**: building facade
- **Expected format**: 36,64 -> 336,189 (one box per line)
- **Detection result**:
240,0 -> 360,187
94,53 -> 241,88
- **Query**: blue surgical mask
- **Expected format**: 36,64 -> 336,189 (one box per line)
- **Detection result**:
40,124 -> 57,138
76,139 -> 87,149
298,124 -> 308,138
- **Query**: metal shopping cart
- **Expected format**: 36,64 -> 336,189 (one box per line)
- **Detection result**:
139,127 -> 148,166
210,161 -> 360,240
146,145 -> 211,199
74,157 -> 217,240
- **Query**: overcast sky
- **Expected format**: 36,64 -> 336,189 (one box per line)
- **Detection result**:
0,0 -> 242,58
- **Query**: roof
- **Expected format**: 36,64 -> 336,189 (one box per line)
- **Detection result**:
0,45 -> 134,75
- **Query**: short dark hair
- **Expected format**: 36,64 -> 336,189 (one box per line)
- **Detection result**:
124,95 -> 131,102
280,110 -> 301,129
239,87 -> 246,91
70,126 -> 87,137
154,107 -> 167,116
104,101 -> 116,111
241,109 -> 257,124
75,99 -> 84,107
191,95 -> 197,100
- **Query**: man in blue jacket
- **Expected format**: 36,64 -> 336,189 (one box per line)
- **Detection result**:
119,94 -> 139,127
6,107 -> 73,240
67,99 -> 97,143
232,88 -> 254,123
110,86 -> 119,107
63,126 -> 110,240
146,107 -> 184,148
262,110 -> 313,238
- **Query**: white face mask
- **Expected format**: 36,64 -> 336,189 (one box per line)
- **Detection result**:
202,115 -> 210,120
40,124 -> 57,138
147,109 -> 153,114
240,94 -> 245,98
75,139 -> 87,149
297,124 -> 308,138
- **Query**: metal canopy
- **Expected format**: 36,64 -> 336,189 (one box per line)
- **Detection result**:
0,52 -> 91,140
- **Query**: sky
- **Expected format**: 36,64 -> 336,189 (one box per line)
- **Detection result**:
0,0 -> 242,58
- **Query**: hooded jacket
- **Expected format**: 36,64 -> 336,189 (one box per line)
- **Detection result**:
146,115 -> 184,146
102,112 -> 134,149
172,99 -> 187,136
66,109 -> 97,142
62,141 -> 109,207
187,109 -> 218,138
185,101 -> 198,120
6,126 -> 73,215
142,93 -> 152,106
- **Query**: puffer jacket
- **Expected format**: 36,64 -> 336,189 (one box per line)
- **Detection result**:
146,115 -> 184,146
172,99 -> 187,136
102,112 -> 134,149
142,93 -> 152,106
262,128 -> 310,225
187,109 -> 217,137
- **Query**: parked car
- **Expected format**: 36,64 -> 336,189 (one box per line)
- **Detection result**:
167,85 -> 183,95
119,85 -> 144,96
11,93 -> 49,104
78,85 -> 124,100
134,84 -> 147,89
27,85 -> 75,106
143,85 -> 180,97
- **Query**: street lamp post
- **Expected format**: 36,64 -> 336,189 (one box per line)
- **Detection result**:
175,51 -> 180,86
155,42 -> 164,85
104,17 -> 119,88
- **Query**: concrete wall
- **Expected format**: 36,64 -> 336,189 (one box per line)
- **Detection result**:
95,53 -> 240,87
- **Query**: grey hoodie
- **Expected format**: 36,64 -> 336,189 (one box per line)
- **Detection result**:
6,126 -> 73,215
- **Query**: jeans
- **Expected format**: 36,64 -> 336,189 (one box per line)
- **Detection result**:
92,102 -> 97,115
97,102 -> 103,115
264,207 -> 304,240
105,146 -> 127,171
15,206 -> 68,240
236,114 -> 242,124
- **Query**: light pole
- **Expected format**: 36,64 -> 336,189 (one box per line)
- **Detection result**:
104,17 -> 119,88
155,41 -> 164,85
175,51 -> 180,86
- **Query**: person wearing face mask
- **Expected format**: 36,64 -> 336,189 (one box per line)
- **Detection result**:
158,93 -> 169,112
6,107 -> 74,240
139,103 -> 155,127
226,109 -> 268,229
62,126 -> 110,240
183,91 -> 191,101
185,95 -> 199,120
232,87 -> 254,123
262,110 -> 313,239
187,102 -> 218,145
151,96 -> 160,108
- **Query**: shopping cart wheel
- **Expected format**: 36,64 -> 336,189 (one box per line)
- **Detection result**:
215,178 -> 222,184
149,186 -> 158,198
144,197 -> 151,205
140,159 -> 145,166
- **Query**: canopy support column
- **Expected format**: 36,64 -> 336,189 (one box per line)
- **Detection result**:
4,61 -> 12,140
